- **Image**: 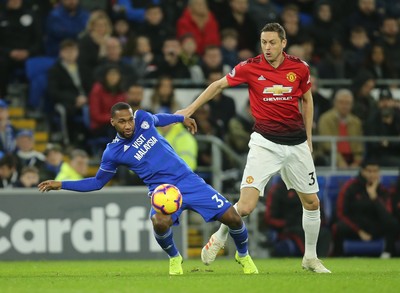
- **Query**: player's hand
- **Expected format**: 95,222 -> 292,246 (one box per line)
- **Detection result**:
182,117 -> 197,134
358,229 -> 372,241
38,180 -> 62,193
175,108 -> 191,117
366,179 -> 379,200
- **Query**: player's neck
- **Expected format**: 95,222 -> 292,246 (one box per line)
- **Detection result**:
268,52 -> 285,68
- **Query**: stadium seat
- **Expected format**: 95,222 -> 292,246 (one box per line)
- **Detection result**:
343,239 -> 385,256
25,56 -> 56,109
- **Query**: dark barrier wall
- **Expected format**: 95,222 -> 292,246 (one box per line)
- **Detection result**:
0,187 -> 187,260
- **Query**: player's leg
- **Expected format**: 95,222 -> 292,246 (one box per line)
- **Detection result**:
218,206 -> 258,274
203,133 -> 281,264
151,213 -> 183,275
281,142 -> 330,273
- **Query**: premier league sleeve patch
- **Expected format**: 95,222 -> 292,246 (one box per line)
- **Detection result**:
141,121 -> 150,129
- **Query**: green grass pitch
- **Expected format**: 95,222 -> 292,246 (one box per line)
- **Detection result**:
1,258 -> 399,293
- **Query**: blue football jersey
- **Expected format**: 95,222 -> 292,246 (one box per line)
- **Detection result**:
99,110 -> 193,191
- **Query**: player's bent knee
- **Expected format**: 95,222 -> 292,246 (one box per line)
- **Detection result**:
151,214 -> 172,233
220,207 -> 243,229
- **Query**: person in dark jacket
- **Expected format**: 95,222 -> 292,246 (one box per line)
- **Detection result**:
333,159 -> 400,257
47,39 -> 92,148
0,0 -> 42,97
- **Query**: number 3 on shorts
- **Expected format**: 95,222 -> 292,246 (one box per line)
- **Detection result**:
308,172 -> 316,186
211,194 -> 225,208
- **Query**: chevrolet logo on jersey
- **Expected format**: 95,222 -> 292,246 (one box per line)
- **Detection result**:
263,85 -> 293,96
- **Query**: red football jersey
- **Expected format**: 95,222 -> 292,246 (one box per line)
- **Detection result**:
226,52 -> 311,145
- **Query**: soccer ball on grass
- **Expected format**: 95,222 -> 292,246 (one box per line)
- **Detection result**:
151,184 -> 183,215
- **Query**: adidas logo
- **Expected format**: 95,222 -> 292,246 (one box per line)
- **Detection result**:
258,75 -> 266,80
124,145 -> 130,152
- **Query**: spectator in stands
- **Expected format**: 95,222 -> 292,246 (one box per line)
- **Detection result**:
317,39 -> 349,79
220,0 -> 258,60
147,37 -> 191,80
205,70 -> 236,137
392,176 -> 400,239
55,149 -> 89,180
363,43 -> 398,81
279,4 -> 308,48
192,45 -> 231,84
379,16 -> 400,77
129,35 -> 157,79
225,99 -> 253,156
192,103 -> 217,170
125,83 -> 145,112
248,0 -> 279,31
136,4 -> 175,58
264,177 -> 331,257
365,88 -> 400,167
0,99 -> 17,154
149,76 -> 181,114
77,11 -> 112,74
310,75 -> 331,133
94,37 -> 138,88
13,165 -> 39,188
47,39 -> 91,148
38,143 -> 64,181
112,17 -> 136,57
0,0 -> 42,98
176,0 -> 221,56
113,0 -> 161,24
158,123 -> 198,171
306,0 -> 343,59
44,0 -> 90,56
14,129 -> 45,173
220,29 -> 240,68
317,89 -> 364,168
89,65 -> 126,140
0,153 -> 18,188
351,70 -> 378,128
179,33 -> 200,70
346,0 -> 383,42
333,159 -> 399,257
344,26 -> 371,78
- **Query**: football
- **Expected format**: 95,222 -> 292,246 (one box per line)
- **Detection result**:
151,184 -> 183,215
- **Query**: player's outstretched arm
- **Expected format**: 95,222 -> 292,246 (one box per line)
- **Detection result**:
182,117 -> 197,134
38,180 -> 62,192
176,77 -> 230,117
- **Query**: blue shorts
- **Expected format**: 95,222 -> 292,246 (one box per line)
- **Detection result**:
149,173 -> 232,225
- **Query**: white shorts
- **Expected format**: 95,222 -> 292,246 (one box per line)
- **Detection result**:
241,132 -> 319,196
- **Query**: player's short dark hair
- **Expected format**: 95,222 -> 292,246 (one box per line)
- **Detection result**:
111,102 -> 131,118
261,23 -> 286,40
361,158 -> 380,169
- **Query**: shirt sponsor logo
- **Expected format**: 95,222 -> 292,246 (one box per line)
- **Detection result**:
263,85 -> 293,96
286,72 -> 297,82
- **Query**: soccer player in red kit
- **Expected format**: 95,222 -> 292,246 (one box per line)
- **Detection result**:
177,23 -> 331,273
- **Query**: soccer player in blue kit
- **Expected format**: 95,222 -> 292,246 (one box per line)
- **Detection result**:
38,102 -> 258,275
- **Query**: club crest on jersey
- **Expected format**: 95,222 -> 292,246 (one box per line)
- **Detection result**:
286,72 -> 297,82
263,85 -> 293,96
246,176 -> 254,184
141,121 -> 150,129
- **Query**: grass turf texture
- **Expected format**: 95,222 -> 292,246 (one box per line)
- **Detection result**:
1,258 -> 399,293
